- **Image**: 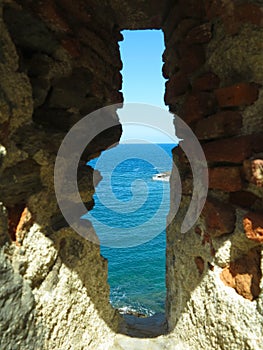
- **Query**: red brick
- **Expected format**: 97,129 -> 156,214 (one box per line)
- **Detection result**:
193,72 -> 220,91
202,197 -> 236,237
178,45 -> 206,74
181,92 -> 217,124
215,83 -> 259,107
186,23 -> 212,44
209,166 -> 243,192
203,136 -> 252,163
230,191 -> 259,208
243,212 -> 263,244
236,3 -> 263,27
164,72 -> 190,104
195,111 -> 242,140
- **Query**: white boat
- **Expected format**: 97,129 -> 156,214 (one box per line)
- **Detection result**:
152,172 -> 170,182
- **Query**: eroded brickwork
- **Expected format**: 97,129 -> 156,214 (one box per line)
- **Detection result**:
164,1 -> 263,348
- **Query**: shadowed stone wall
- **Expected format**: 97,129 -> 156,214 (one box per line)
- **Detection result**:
0,1 -> 123,348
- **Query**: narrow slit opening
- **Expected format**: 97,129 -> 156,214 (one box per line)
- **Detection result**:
86,29 -> 177,338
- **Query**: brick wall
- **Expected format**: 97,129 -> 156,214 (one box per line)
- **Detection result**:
163,0 -> 263,345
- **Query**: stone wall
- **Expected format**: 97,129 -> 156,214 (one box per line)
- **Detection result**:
0,0 -> 263,349
163,0 -> 263,349
0,1 -> 122,349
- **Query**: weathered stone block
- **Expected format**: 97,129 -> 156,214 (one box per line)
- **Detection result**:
209,166 -> 243,192
203,136 -> 252,163
195,110 -> 242,140
215,83 -> 259,107
202,197 -> 236,237
230,191 -> 259,208
181,91 -> 217,124
192,72 -> 220,91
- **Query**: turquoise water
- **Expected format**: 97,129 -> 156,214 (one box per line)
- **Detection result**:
87,143 -> 175,315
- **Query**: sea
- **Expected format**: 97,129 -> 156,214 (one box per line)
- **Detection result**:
86,143 -> 175,316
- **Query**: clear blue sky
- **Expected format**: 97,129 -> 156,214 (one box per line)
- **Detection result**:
118,30 -> 176,143
120,30 -> 166,108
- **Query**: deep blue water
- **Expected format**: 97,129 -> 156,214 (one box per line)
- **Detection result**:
86,143 -> 175,315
